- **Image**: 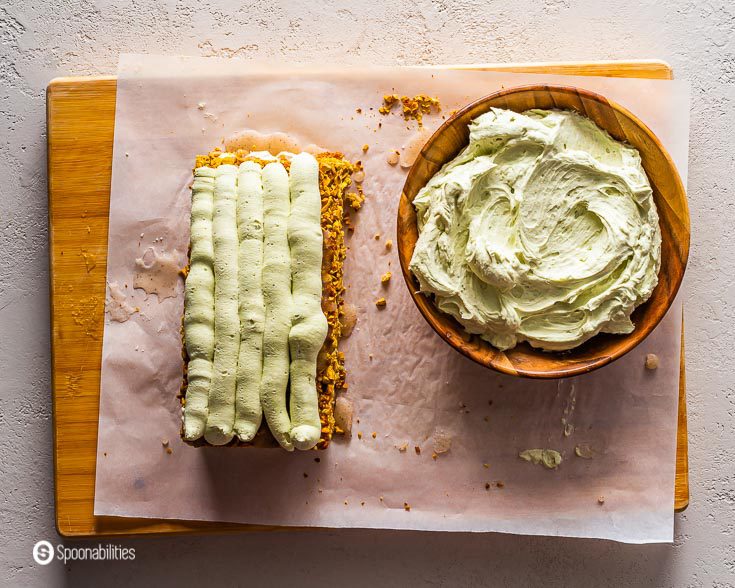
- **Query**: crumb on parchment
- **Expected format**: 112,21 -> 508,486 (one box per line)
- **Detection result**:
381,272 -> 392,284
379,94 -> 399,114
385,239 -> 393,250
375,297 -> 387,308
379,94 -> 440,126
645,353 -> 659,369
404,502 -> 411,511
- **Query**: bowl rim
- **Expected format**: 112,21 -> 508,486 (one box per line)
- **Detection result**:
397,83 -> 690,379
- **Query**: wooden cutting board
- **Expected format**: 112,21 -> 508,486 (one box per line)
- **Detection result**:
48,60 -> 688,538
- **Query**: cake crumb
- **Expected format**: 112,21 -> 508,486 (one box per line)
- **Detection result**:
361,501 -> 365,506
496,481 -> 505,488
362,144 -> 369,152
385,239 -> 393,250
414,445 -> 421,455
398,442 -> 408,452
352,170 -> 365,183
483,463 -> 489,469
379,94 -> 399,114
386,150 -> 400,166
485,482 -> 491,490
161,439 -> 169,447
375,297 -> 387,308
371,432 -> 377,439
645,353 -> 659,370
379,496 -> 384,502
598,496 -> 605,505
374,233 -> 381,240
314,457 -> 321,463
165,447 -> 173,455
303,473 -> 308,478
357,431 -> 363,440
379,94 -> 440,126
381,272 -> 392,284
356,108 -> 362,113
403,502 -> 411,511
431,452 -> 438,460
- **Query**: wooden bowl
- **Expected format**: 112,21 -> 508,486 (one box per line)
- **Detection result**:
397,85 -> 690,379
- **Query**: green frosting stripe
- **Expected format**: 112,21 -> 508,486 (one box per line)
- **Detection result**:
287,153 -> 328,450
183,167 -> 216,441
409,108 -> 661,351
233,161 -> 265,442
204,164 -> 240,445
260,162 -> 294,451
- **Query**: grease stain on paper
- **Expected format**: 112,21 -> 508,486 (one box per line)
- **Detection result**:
133,247 -> 182,301
106,281 -> 139,322
399,126 -> 433,168
225,129 -> 325,156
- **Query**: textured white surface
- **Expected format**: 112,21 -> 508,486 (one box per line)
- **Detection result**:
0,0 -> 733,586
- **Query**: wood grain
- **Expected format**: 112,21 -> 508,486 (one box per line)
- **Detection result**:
437,59 -> 674,79
398,85 -> 690,379
48,61 -> 687,539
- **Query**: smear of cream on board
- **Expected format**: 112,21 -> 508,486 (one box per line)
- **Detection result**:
519,449 -> 563,469
80,249 -> 97,272
225,129 -> 326,156
106,281 -> 138,322
575,444 -> 597,459
133,247 -> 182,300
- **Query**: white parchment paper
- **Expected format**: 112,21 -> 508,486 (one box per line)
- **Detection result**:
95,54 -> 690,543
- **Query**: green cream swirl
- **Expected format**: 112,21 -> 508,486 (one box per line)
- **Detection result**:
409,108 -> 661,351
